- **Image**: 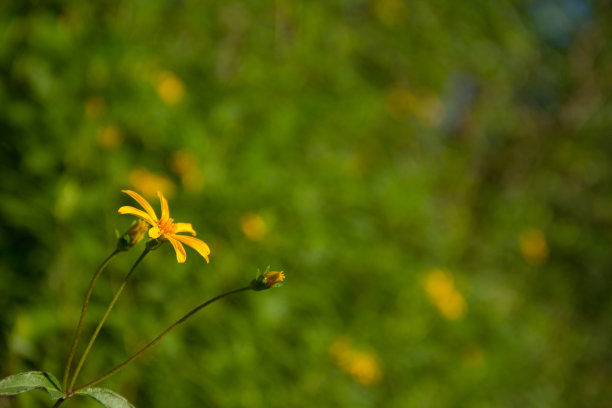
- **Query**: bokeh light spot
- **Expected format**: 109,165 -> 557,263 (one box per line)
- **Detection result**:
155,70 -> 185,105
240,213 -> 267,242
329,336 -> 382,386
97,125 -> 123,150
519,228 -> 549,266
424,268 -> 467,320
129,168 -> 176,199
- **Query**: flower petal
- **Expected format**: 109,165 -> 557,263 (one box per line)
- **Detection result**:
118,206 -> 156,225
148,226 -> 162,239
172,234 -> 210,263
264,271 -> 285,288
174,223 -> 196,235
167,236 -> 187,263
122,190 -> 158,222
158,191 -> 170,222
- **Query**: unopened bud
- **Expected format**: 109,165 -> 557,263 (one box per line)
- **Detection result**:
251,267 -> 285,291
117,219 -> 149,251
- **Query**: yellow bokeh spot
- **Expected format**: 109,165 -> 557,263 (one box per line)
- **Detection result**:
373,0 -> 409,27
329,336 -> 382,386
155,70 -> 185,105
128,168 -> 176,199
348,351 -> 382,386
240,213 -> 267,241
519,228 -> 549,266
84,96 -> 106,118
97,125 -> 123,150
424,269 -> 467,320
169,150 -> 205,193
385,87 -> 444,127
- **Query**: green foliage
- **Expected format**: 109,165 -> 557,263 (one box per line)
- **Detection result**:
74,388 -> 134,408
0,371 -> 63,400
1,0 -> 612,407
0,371 -> 136,407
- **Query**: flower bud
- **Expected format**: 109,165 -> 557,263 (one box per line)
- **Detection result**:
250,267 -> 285,291
117,219 -> 149,251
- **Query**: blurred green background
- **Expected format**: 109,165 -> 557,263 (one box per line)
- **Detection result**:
1,0 -> 612,407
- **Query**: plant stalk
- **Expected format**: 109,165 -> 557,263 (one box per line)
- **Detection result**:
63,249 -> 119,391
68,247 -> 150,391
52,397 -> 66,408
73,286 -> 251,392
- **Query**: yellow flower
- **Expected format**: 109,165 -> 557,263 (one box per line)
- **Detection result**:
250,268 -> 286,291
155,70 -> 185,105
329,336 -> 382,386
424,269 -> 467,320
263,271 -> 285,288
348,350 -> 382,386
118,189 -> 210,263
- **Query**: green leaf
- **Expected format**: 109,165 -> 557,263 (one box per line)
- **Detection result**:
0,371 -> 64,400
75,388 -> 135,408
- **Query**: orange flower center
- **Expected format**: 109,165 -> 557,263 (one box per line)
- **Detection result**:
157,217 -> 177,236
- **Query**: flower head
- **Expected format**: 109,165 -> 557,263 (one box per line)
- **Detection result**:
263,271 -> 285,288
118,189 -> 210,263
250,267 -> 285,291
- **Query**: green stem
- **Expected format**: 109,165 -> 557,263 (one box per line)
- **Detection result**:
63,250 -> 119,391
68,247 -> 150,391
73,286 -> 251,392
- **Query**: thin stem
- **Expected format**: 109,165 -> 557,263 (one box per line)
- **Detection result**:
52,398 -> 65,408
68,247 -> 150,392
73,286 -> 251,392
63,250 -> 119,391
